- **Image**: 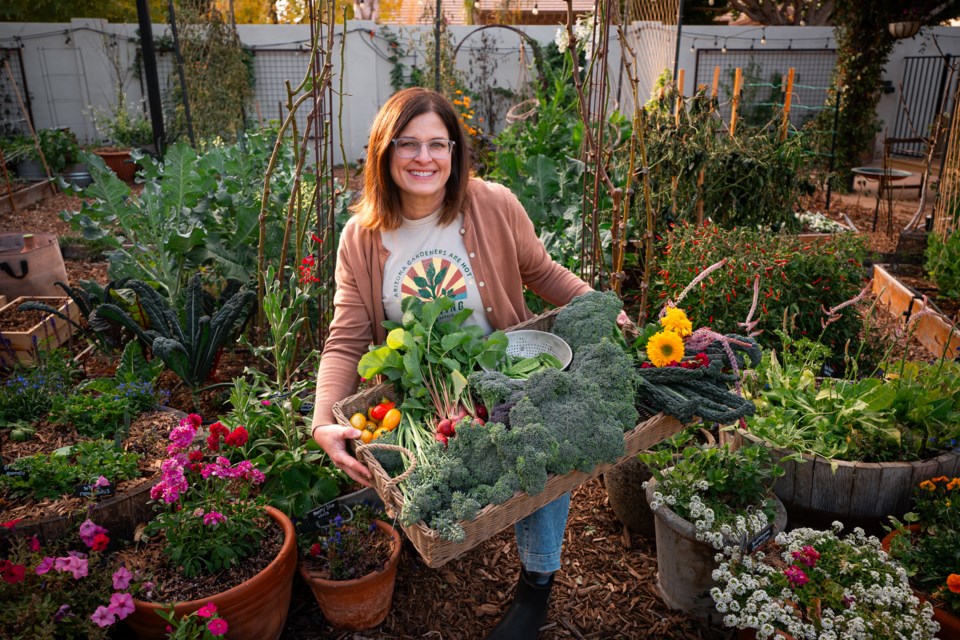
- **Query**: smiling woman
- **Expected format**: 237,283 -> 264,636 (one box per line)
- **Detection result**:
309,87 -> 595,638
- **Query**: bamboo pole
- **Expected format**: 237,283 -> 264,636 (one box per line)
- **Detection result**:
730,67 -> 743,137
780,68 -> 795,142
4,60 -> 57,196
711,66 -> 720,97
695,68 -> 721,225
674,68 -> 684,127
934,77 -> 960,237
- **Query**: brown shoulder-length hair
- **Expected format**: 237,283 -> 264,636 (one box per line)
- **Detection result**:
352,88 -> 471,231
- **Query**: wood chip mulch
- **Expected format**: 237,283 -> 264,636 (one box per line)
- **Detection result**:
280,478 -> 729,640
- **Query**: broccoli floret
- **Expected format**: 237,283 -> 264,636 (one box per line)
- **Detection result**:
468,370 -> 526,410
571,339 -> 641,429
551,290 -> 623,354
490,420 -> 553,495
446,419 -> 504,487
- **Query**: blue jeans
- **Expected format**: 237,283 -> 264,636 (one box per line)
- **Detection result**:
514,492 -> 570,573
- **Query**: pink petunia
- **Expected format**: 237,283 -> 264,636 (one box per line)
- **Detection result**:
93,476 -> 111,489
79,519 -> 108,548
207,618 -> 229,636
197,602 -> 218,618
108,592 -> 135,620
90,606 -> 116,628
54,555 -> 88,580
2,562 -> 26,584
28,536 -> 40,552
112,566 -> 133,590
35,557 -> 55,575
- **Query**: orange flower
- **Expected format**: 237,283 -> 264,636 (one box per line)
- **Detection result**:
948,478 -> 960,490
919,480 -> 936,491
947,574 -> 960,594
933,476 -> 949,483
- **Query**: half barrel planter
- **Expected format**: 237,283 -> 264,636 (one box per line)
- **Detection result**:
736,430 -> 960,523
126,506 -> 297,640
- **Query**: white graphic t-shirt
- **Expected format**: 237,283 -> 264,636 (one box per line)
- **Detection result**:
381,209 -> 492,335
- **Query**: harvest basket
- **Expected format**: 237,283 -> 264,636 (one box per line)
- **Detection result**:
333,308 -> 685,568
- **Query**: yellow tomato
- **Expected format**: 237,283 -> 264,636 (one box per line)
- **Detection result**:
360,429 -> 375,444
349,413 -> 367,430
381,408 -> 401,431
372,427 -> 389,440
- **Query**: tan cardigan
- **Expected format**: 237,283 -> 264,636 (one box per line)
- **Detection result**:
312,178 -> 592,425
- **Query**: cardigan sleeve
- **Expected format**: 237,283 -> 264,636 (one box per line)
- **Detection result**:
502,186 -> 593,306
312,221 -> 375,426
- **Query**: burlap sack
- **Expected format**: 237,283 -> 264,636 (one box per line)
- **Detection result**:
0,232 -> 69,299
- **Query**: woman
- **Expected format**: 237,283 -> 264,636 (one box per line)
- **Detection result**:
311,87 -> 594,638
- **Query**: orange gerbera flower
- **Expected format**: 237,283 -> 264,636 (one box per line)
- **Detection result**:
947,574 -> 960,594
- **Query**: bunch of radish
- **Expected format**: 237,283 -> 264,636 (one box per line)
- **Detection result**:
434,403 -> 487,446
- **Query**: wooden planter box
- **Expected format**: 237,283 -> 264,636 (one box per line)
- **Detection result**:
0,296 -> 80,365
873,264 -> 960,359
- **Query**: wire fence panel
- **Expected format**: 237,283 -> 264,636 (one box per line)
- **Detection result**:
0,47 -> 32,137
694,48 -> 836,128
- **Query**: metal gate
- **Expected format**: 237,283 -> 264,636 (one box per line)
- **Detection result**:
891,55 -> 957,156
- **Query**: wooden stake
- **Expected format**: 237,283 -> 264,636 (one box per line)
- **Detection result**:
0,144 -> 17,212
4,60 -> 57,195
674,68 -> 685,127
781,68 -> 795,142
711,66 -> 720,97
730,67 -> 743,137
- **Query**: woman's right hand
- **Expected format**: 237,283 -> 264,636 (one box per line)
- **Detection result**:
312,424 -> 373,488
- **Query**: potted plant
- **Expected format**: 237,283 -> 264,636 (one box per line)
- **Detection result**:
884,475 -> 960,639
0,517 -> 147,638
90,106 -> 153,182
123,414 -> 297,640
641,442 -> 788,624
711,522 -> 940,640
297,504 -> 402,631
4,129 -> 84,183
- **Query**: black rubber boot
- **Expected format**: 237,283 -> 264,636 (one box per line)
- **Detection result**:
484,568 -> 554,640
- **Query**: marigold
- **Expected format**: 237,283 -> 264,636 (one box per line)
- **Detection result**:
660,306 -> 693,337
947,477 -> 960,490
947,573 -> 960,594
919,480 -> 936,491
647,330 -> 685,367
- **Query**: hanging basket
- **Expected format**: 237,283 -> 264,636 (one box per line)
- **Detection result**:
889,21 -> 922,39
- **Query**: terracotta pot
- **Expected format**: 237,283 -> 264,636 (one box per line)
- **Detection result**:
126,505 -> 297,640
882,525 -> 960,640
93,147 -> 136,182
298,519 -> 402,631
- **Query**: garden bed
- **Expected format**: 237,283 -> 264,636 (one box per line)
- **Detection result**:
873,263 -> 960,360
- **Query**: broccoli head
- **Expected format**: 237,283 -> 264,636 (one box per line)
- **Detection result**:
551,290 -> 623,354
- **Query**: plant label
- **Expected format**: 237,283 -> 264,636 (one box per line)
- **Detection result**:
298,499 -> 346,534
73,483 -> 116,500
2,464 -> 27,479
743,523 -> 776,554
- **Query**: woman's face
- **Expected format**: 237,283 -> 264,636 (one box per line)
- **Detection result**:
389,111 -> 452,216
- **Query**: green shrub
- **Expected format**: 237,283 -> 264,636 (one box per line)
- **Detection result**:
650,222 -> 868,360
924,230 -> 960,300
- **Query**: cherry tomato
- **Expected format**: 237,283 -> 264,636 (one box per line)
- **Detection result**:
381,408 -> 401,431
369,401 -> 396,421
349,413 -> 367,430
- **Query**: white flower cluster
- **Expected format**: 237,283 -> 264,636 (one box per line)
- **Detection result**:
553,14 -> 598,60
795,210 -> 849,233
709,523 -> 940,640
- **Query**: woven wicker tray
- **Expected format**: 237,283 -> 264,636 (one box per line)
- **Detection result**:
331,308 -> 684,568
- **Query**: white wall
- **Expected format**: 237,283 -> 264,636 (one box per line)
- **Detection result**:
2,19 -> 959,163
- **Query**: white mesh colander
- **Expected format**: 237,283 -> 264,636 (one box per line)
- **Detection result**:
482,330 -> 572,372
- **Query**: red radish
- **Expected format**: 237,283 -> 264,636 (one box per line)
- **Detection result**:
453,405 -> 468,421
438,420 -> 455,438
434,432 -> 448,446
473,418 -> 485,426
476,404 -> 488,420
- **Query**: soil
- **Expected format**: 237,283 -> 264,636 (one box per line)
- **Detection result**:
0,297 -> 69,332
883,263 -> 960,325
300,520 -> 395,580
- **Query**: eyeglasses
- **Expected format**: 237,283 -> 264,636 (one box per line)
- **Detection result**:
391,137 -> 455,159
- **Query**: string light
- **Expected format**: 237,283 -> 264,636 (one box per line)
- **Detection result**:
713,37 -> 718,47
532,2 -> 538,15
761,29 -> 766,45
64,30 -> 71,45
690,41 -> 695,52
721,39 -> 727,54
787,40 -> 793,50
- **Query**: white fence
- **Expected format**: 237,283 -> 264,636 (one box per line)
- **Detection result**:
1,19 -> 959,163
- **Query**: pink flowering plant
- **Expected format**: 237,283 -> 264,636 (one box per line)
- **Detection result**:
710,522 -> 940,639
0,517 -> 147,639
156,601 -> 230,639
143,414 -> 267,579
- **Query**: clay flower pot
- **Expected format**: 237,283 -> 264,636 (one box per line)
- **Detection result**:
298,519 -> 402,631
882,525 -> 960,640
126,505 -> 297,640
93,147 -> 136,182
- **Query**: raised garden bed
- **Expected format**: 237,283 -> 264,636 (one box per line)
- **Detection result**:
873,264 -> 960,360
0,181 -> 54,215
0,296 -> 79,365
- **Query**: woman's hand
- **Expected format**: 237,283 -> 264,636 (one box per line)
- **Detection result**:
312,424 -> 373,488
